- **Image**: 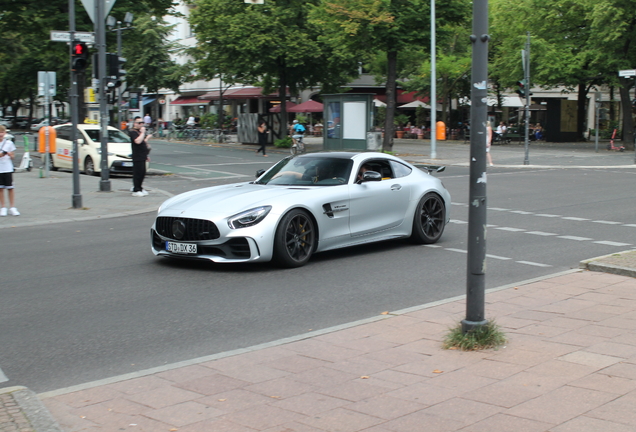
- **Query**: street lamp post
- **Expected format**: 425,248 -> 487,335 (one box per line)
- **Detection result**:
107,12 -> 133,128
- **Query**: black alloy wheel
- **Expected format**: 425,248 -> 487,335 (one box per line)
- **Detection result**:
273,209 -> 316,267
410,193 -> 446,244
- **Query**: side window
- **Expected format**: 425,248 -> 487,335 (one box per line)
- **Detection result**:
362,160 -> 393,179
389,161 -> 413,178
56,126 -> 71,141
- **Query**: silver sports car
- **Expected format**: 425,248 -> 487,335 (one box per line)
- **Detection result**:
151,152 -> 451,267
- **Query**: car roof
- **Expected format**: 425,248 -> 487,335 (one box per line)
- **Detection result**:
53,124 -> 120,131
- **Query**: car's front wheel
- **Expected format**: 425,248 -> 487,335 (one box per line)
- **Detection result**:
273,209 -> 316,268
410,193 -> 446,244
84,156 -> 98,176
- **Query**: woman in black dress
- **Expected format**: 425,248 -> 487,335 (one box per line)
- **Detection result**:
256,121 -> 268,157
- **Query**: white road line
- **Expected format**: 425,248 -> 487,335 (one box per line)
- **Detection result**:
486,254 -> 512,260
451,202 -> 468,206
593,241 -> 632,247
592,220 -> 622,225
488,208 -> 510,211
562,217 -> 589,221
535,214 -> 561,218
558,235 -> 594,241
446,248 -> 468,253
449,219 -> 468,224
424,244 -> 442,248
525,231 -> 557,236
0,367 -> 8,383
510,210 -> 533,215
624,224 -> 636,228
486,224 -> 498,228
516,261 -> 553,267
495,227 -> 526,232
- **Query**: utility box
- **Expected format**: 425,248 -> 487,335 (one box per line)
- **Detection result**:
366,132 -> 382,150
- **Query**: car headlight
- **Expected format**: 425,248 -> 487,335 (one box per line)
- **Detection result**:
96,149 -> 115,156
228,206 -> 272,229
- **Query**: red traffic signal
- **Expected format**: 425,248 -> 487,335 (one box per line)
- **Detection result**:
72,42 -> 90,72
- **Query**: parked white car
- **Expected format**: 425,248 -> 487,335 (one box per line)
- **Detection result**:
49,124 -> 139,176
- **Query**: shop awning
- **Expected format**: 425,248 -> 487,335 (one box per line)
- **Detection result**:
142,96 -> 156,106
199,87 -> 290,100
171,96 -> 205,106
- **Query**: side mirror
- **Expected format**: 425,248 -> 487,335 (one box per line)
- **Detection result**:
255,169 -> 266,178
357,170 -> 382,184
78,138 -> 85,145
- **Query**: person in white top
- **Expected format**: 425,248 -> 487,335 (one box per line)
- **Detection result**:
0,125 -> 19,216
186,116 -> 196,127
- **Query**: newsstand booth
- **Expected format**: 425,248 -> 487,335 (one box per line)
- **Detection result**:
322,94 -> 375,151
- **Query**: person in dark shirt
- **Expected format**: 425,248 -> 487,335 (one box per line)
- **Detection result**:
128,116 -> 152,196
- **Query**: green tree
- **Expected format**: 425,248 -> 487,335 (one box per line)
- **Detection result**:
124,14 -> 187,120
311,0 -> 469,151
189,0 -> 360,137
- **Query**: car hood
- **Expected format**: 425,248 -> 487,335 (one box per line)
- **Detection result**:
106,142 -> 132,156
160,183 -> 311,219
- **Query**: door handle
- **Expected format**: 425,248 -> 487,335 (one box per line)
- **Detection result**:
391,184 -> 402,191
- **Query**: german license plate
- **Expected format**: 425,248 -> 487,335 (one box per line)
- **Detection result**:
122,161 -> 133,167
166,241 -> 197,254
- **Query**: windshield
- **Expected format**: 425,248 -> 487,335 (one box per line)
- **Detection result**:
256,156 -> 353,186
84,129 -> 132,143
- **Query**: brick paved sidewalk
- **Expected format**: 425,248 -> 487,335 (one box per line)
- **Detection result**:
38,270 -> 636,432
0,387 -> 62,432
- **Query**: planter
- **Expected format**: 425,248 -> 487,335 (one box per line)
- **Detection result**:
396,131 -> 405,139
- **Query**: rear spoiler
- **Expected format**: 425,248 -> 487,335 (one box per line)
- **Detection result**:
417,165 -> 446,175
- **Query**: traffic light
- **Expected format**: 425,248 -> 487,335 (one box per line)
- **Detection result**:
72,42 -> 90,72
108,54 -> 126,88
515,79 -> 533,98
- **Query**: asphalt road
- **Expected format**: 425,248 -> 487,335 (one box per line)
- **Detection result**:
1,141 -> 635,393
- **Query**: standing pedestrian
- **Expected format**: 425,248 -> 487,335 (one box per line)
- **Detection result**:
0,125 -> 19,216
143,113 -> 152,127
128,117 -> 151,197
256,121 -> 268,157
486,120 -> 494,167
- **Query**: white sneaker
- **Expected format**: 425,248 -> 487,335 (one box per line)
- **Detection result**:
9,207 -> 20,216
141,190 -> 149,196
0,208 -> 6,216
132,191 -> 145,197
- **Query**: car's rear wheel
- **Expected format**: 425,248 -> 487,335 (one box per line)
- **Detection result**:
410,193 -> 446,244
273,209 -> 316,267
84,156 -> 97,176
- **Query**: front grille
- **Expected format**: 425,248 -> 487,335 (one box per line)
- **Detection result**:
156,216 -> 220,241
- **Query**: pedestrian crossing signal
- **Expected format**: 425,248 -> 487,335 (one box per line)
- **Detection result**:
72,42 -> 90,72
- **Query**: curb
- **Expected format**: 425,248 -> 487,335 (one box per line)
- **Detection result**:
0,386 -> 64,432
579,250 -> 636,278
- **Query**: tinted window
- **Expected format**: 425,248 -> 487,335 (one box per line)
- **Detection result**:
256,156 -> 353,186
389,160 -> 412,178
56,126 -> 72,141
84,129 -> 132,143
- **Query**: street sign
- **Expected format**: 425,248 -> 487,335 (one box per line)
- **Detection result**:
50,31 -> 95,44
619,69 -> 636,77
37,71 -> 56,97
80,0 -> 117,24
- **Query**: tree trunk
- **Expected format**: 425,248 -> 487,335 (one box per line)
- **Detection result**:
618,78 -> 634,151
383,49 -> 398,152
576,82 -> 588,141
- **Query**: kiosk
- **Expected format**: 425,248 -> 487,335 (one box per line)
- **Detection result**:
322,94 -> 374,151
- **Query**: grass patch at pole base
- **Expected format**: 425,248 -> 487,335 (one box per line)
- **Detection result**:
443,320 -> 507,351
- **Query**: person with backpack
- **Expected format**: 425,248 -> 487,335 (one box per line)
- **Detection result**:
290,119 -> 305,147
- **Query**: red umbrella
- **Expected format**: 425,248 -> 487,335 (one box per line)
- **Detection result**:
288,100 -> 324,113
269,101 -> 298,112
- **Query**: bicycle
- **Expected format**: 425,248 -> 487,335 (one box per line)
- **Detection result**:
290,134 -> 305,155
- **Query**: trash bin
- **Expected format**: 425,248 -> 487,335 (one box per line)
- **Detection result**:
436,121 -> 446,140
366,132 -> 382,150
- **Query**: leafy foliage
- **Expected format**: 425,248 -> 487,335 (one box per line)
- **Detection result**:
443,320 -> 507,351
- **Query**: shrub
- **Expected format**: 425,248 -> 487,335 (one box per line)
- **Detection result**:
274,137 -> 293,148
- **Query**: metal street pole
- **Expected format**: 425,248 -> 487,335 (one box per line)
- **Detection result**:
69,0 -> 82,208
430,0 -> 437,159
462,0 -> 489,334
96,0 -> 111,191
594,92 -> 600,153
523,32 -> 530,165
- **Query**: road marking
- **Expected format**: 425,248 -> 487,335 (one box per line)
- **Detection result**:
449,219 -> 468,224
624,224 -> 636,228
446,248 -> 468,253
534,214 -> 561,218
486,254 -> 512,260
592,220 -> 622,225
562,217 -> 589,221
424,244 -> 442,248
496,227 -> 526,232
0,367 -> 8,383
593,241 -> 632,247
558,235 -> 593,241
510,210 -> 533,215
516,261 -> 552,267
525,231 -> 557,236
488,207 -> 510,211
